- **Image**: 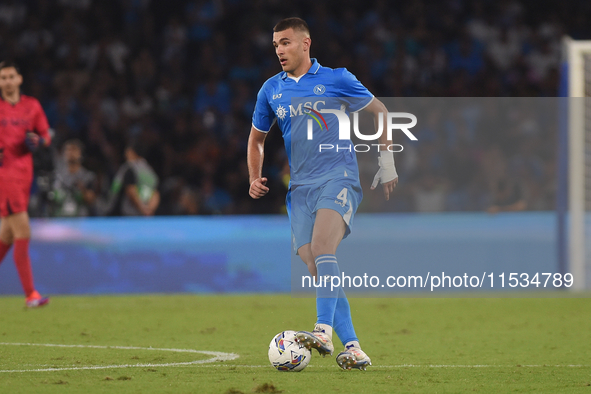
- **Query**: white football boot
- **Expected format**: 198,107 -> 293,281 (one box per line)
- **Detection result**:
336,345 -> 372,371
294,327 -> 334,357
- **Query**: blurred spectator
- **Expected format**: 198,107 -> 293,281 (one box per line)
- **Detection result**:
448,31 -> 485,76
486,180 -> 527,214
50,139 -> 97,217
103,141 -> 160,216
413,173 -> 448,212
0,0 -> 27,29
202,176 -> 233,214
487,27 -> 520,71
0,0 -> 588,216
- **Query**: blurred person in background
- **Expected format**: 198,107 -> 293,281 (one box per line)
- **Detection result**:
0,60 -> 50,307
413,173 -> 448,212
486,179 -> 527,214
50,138 -> 97,217
103,140 -> 160,216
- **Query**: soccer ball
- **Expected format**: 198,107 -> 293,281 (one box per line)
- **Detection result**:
268,330 -> 311,372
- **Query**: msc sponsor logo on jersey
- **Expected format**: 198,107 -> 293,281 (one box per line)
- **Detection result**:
275,104 -> 288,120
288,101 -> 325,118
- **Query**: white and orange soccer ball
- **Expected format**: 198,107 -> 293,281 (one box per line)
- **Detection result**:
268,330 -> 311,372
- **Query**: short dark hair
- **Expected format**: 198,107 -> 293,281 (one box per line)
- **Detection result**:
0,60 -> 21,74
273,17 -> 310,36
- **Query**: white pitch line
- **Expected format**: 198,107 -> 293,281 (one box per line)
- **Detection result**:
1,343 -> 587,373
383,364 -> 590,368
0,342 -> 239,373
185,364 -> 590,369
0,342 -> 225,354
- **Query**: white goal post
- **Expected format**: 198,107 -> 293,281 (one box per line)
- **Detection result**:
562,36 -> 591,291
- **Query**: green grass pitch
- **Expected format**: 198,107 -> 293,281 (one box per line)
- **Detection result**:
0,294 -> 589,393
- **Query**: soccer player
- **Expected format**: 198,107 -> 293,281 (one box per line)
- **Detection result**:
0,61 -> 51,307
247,18 -> 398,370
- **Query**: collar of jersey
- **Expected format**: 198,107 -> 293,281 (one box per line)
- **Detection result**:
280,58 -> 321,80
0,93 -> 21,105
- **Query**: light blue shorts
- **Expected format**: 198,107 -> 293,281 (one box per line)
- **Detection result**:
287,174 -> 362,252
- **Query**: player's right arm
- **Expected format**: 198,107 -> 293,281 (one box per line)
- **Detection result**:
247,126 -> 269,199
248,82 -> 276,199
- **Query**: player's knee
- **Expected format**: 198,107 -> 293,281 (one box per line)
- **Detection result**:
0,221 -> 14,244
310,239 -> 336,258
297,245 -> 317,276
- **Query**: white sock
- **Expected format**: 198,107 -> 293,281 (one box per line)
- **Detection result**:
314,323 -> 332,338
345,340 -> 360,349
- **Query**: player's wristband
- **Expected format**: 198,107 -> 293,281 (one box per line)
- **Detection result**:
378,150 -> 397,182
371,151 -> 398,189
379,150 -> 394,168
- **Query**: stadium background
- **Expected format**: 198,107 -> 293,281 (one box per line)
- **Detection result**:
2,0 -> 589,218
1,2 -> 590,393
0,0 -> 589,295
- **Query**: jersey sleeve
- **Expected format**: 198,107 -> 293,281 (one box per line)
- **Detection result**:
33,100 -> 51,144
338,69 -> 374,113
251,84 -> 275,133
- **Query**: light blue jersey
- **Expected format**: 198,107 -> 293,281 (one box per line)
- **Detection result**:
252,59 -> 373,250
252,59 -> 373,185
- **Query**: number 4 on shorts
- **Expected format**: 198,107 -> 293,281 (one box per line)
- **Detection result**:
337,188 -> 348,206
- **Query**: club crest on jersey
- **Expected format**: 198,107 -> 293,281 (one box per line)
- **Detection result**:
276,104 -> 287,120
313,84 -> 326,95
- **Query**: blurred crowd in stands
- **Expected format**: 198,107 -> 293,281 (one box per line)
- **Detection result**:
1,0 -> 589,216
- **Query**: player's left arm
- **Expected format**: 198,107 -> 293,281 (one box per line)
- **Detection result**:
37,101 -> 51,147
25,101 -> 51,151
363,98 -> 398,201
339,69 -> 398,200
